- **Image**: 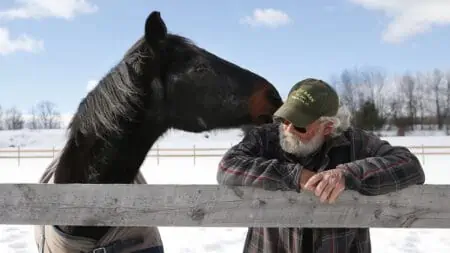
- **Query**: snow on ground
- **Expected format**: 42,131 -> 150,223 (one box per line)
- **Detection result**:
0,128 -> 450,252
0,128 -> 244,149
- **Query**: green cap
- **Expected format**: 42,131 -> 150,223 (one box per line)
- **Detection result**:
274,78 -> 339,128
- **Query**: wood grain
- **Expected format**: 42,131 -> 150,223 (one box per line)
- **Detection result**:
0,184 -> 448,228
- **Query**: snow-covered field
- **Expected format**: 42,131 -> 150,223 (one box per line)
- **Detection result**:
1,128 -> 450,253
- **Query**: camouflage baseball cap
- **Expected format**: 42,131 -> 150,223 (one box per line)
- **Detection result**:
274,78 -> 339,128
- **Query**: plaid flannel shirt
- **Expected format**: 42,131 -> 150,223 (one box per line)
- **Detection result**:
217,123 -> 425,253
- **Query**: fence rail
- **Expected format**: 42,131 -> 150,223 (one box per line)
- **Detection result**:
1,145 -> 450,166
0,183 -> 448,228
0,146 -> 231,166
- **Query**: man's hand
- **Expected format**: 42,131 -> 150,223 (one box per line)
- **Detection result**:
298,169 -> 316,190
303,168 -> 346,203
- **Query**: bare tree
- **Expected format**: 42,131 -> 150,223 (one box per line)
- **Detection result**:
430,69 -> 445,130
445,70 -> 450,134
27,106 -> 40,129
4,107 -> 24,130
333,67 -> 387,111
385,78 -> 406,133
413,71 -> 430,130
337,68 -> 359,114
399,73 -> 417,130
359,67 -> 389,119
331,66 -> 450,135
32,101 -> 62,129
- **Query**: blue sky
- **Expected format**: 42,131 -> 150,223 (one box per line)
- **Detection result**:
1,0 -> 450,119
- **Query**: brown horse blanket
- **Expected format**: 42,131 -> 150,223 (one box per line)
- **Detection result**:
33,166 -> 164,253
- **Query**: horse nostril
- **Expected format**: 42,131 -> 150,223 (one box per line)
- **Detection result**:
248,83 -> 282,125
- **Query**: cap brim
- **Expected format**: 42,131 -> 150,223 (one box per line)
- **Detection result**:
273,104 -> 317,128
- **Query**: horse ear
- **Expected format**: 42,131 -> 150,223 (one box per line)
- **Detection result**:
145,11 -> 167,45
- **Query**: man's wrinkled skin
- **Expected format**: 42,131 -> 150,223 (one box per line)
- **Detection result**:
303,168 -> 346,203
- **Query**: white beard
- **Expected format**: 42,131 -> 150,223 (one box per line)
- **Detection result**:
279,124 -> 325,157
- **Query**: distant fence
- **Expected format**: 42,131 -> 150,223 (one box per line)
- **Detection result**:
0,145 -> 230,166
0,145 -> 449,166
0,183 -> 449,228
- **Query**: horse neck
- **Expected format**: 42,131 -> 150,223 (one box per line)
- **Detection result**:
51,115 -> 168,241
53,116 -> 168,184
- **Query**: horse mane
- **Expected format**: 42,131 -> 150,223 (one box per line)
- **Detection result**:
68,34 -> 200,141
39,33 -> 208,184
68,37 -> 153,143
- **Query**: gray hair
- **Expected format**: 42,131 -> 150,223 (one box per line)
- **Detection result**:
317,104 -> 352,137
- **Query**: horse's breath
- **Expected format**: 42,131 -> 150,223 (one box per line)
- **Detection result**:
37,10 -> 283,250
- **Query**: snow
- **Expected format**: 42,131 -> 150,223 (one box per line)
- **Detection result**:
0,128 -> 450,252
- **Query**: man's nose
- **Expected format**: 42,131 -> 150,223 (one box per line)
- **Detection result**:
284,122 -> 296,133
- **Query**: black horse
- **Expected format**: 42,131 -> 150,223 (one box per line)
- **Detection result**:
35,10 -> 283,252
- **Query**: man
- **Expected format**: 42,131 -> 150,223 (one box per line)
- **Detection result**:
216,78 -> 425,253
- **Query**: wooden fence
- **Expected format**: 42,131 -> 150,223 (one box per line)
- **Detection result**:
1,145 -> 450,166
1,146 -> 449,244
0,183 -> 449,228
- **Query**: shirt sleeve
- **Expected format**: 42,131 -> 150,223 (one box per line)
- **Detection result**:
340,129 -> 426,196
216,126 -> 303,191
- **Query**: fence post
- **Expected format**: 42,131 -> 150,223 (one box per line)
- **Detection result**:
193,145 -> 196,165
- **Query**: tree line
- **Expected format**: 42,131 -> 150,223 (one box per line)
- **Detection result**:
0,100 -> 63,130
330,66 -> 450,135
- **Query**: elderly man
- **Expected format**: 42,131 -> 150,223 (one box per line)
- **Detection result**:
216,78 -> 425,253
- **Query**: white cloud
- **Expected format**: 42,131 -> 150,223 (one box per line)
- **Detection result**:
0,27 -> 43,55
86,80 -> 98,92
349,0 -> 450,43
240,8 -> 291,28
0,0 -> 98,20
0,0 -> 97,56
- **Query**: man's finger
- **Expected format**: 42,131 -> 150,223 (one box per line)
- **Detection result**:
320,182 -> 335,203
304,173 -> 323,190
328,184 -> 344,203
314,179 -> 328,197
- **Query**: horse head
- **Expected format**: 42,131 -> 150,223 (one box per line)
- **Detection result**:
133,11 -> 283,132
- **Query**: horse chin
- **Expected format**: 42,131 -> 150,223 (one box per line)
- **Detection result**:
227,113 -> 273,130
236,114 -> 273,135
172,113 -> 273,133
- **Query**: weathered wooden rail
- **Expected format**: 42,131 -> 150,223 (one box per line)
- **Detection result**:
0,183 -> 448,228
1,145 -> 450,165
